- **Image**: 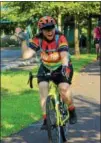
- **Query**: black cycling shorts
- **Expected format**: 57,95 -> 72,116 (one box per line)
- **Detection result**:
37,64 -> 73,85
94,38 -> 100,44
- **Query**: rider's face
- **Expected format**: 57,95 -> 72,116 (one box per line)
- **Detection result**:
42,26 -> 55,41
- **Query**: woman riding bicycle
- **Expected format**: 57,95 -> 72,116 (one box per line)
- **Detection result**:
15,16 -> 77,130
93,20 -> 101,60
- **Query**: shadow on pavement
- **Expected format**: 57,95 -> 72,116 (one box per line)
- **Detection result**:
1,95 -> 100,143
80,61 -> 100,74
68,95 -> 100,143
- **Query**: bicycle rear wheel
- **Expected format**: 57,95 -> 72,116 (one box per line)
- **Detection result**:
46,96 -> 63,143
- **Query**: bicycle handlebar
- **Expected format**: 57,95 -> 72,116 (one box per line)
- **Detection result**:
27,71 -> 60,88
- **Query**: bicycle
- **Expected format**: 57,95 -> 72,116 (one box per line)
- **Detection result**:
96,38 -> 101,66
99,38 -> 101,65
28,72 -> 70,143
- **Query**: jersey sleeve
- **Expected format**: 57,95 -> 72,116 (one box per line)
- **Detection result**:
58,35 -> 69,52
29,37 -> 40,51
93,28 -> 97,34
93,27 -> 99,36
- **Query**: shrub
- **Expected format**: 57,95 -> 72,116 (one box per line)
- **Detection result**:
1,35 -> 20,47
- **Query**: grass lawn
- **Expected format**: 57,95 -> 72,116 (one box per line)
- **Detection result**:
1,54 -> 96,137
72,54 -> 96,75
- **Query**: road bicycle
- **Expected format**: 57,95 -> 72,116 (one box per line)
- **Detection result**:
96,38 -> 101,65
28,72 -> 70,143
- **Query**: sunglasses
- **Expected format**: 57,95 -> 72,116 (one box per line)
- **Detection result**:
42,25 -> 55,31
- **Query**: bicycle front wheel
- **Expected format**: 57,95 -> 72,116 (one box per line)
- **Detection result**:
61,122 -> 69,142
46,96 -> 64,143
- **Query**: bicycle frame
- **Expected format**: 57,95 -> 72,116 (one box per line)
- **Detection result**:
48,81 -> 69,127
28,72 -> 70,126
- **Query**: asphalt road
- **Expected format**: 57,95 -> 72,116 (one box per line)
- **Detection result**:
1,49 -> 21,68
1,61 -> 100,143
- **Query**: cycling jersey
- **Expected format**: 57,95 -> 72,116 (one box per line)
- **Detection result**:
94,27 -> 101,40
29,32 -> 70,71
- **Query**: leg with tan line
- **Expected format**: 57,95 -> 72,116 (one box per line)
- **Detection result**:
58,82 -> 77,124
39,81 -> 49,129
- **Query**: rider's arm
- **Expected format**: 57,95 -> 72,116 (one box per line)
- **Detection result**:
60,51 -> 69,66
20,37 -> 40,59
21,40 -> 36,59
58,35 -> 70,66
93,28 -> 97,39
93,33 -> 96,39
15,28 -> 38,59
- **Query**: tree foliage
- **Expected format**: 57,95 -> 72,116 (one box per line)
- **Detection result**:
2,2 -> 100,22
1,2 -> 100,55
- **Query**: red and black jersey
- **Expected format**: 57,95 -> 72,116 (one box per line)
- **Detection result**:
29,31 -> 69,70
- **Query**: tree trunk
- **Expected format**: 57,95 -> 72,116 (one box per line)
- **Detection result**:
58,13 -> 62,32
74,15 -> 80,57
87,16 -> 91,53
100,1 -> 101,20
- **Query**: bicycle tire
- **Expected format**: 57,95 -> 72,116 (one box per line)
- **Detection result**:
61,122 -> 69,142
46,96 -> 64,143
59,102 -> 69,142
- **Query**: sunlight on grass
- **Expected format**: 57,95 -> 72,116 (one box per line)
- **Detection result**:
1,72 -> 38,96
72,54 -> 96,74
2,121 -> 14,129
1,70 -> 42,137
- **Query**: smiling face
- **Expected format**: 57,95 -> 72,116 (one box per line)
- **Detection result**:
42,26 -> 55,41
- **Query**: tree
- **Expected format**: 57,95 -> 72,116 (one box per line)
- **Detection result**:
2,1 -> 100,56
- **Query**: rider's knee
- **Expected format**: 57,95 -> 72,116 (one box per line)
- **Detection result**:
96,44 -> 100,51
59,83 -> 70,96
39,81 -> 49,89
39,82 -> 49,96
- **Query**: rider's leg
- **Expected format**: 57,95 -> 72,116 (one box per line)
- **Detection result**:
95,44 -> 100,60
39,81 -> 49,117
52,65 -> 77,124
58,83 -> 73,105
38,81 -> 49,129
39,81 -> 49,130
37,64 -> 50,129
58,83 -> 77,124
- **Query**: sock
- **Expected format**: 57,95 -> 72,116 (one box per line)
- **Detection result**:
68,105 -> 75,111
43,114 -> 47,120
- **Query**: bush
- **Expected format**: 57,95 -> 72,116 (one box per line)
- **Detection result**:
69,41 -> 74,48
1,35 -> 20,47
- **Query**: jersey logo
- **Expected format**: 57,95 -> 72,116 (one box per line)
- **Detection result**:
41,51 -> 61,63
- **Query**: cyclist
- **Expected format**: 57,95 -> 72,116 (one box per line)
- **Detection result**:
93,20 -> 101,60
15,16 -> 77,129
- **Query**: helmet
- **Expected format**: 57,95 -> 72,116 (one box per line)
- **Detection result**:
98,20 -> 101,27
38,16 -> 56,30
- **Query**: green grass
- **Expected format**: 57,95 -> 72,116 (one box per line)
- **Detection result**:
72,54 -> 96,75
1,69 -> 42,137
1,54 -> 96,137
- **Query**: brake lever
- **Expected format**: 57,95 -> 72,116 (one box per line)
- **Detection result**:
27,72 -> 33,88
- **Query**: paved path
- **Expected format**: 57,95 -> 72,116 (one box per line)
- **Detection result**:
1,49 -> 21,68
1,49 -> 37,71
69,61 -> 100,143
1,61 -> 100,143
